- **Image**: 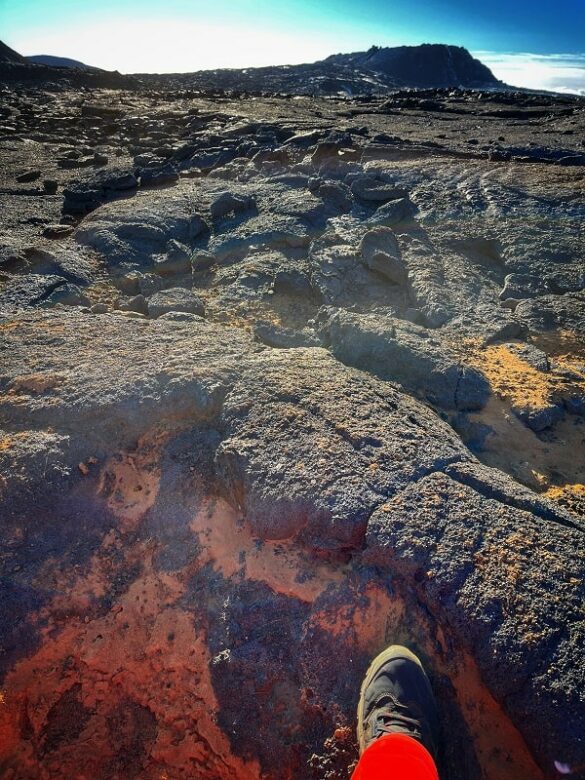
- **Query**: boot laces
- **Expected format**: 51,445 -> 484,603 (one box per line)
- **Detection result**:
370,694 -> 422,740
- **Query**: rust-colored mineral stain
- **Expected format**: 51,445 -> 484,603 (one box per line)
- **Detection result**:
410,617 -> 549,780
190,496 -> 345,602
7,372 -> 66,395
98,432 -> 164,532
0,544 -> 262,779
450,652 -> 546,780
309,584 -> 403,649
0,445 -> 265,779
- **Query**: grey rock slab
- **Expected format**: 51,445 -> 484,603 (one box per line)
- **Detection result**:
16,169 -> 41,183
208,215 -> 312,264
315,181 -> 353,214
368,197 -> 418,227
39,282 -> 90,308
444,461 -> 582,531
139,165 -> 180,187
0,274 -> 67,314
317,308 -> 490,410
515,292 -> 585,334
513,402 -> 565,432
0,309 -> 249,482
350,174 -> 409,202
215,347 -> 469,550
210,192 -> 256,220
0,309 -> 469,555
147,288 -> 205,318
157,311 -> 205,323
0,246 -> 94,286
75,188 -> 208,268
153,240 -> 192,277
500,273 -> 550,301
63,168 -> 138,214
273,267 -> 314,298
253,322 -> 320,348
308,243 -> 359,303
360,226 -> 408,285
401,239 -> 456,328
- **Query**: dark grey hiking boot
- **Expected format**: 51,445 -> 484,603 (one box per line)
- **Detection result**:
357,644 -> 440,759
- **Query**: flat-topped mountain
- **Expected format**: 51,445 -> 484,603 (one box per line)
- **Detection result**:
323,43 -> 498,88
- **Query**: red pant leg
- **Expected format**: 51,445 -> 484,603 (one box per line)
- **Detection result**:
351,733 -> 439,780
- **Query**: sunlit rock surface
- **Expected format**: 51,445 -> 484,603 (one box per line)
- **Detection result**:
1,80 -> 584,779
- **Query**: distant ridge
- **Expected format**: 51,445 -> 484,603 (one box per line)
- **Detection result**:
1,39 -> 502,95
28,54 -> 97,70
139,42 -> 503,96
0,40 -> 136,88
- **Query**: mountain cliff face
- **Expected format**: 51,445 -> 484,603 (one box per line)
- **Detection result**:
324,44 -> 499,88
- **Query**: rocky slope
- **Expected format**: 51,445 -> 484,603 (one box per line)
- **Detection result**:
0,41 -> 28,64
0,79 -> 584,780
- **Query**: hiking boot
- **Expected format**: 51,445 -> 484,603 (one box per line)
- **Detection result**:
357,644 -> 440,759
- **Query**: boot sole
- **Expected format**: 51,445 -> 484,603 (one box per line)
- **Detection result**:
356,644 -> 426,754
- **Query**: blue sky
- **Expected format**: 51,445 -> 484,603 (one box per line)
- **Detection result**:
1,0 -> 584,92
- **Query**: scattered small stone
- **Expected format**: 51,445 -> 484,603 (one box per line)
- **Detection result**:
360,226 -> 408,285
191,250 -> 216,273
43,179 -> 58,194
118,294 -> 148,314
147,287 -> 205,318
115,310 -> 146,319
90,303 -> 109,314
140,165 -> 180,187
16,169 -> 41,183
43,224 -> 74,238
210,192 -> 255,220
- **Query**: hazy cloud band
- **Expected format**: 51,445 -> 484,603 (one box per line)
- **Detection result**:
475,51 -> 585,95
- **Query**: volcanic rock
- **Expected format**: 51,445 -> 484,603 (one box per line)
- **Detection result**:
0,72 -> 584,780
147,287 -> 205,317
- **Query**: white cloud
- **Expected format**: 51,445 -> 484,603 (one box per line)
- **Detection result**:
475,51 -> 585,95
